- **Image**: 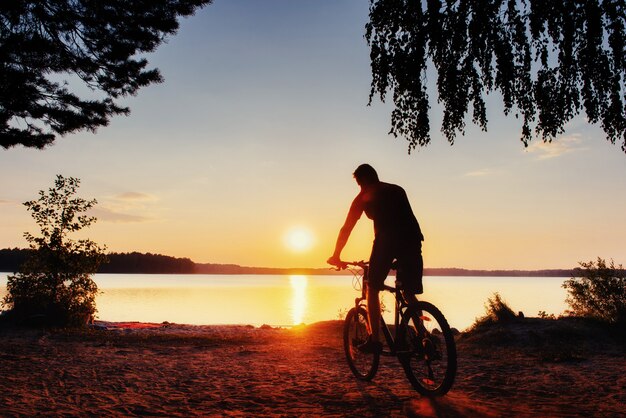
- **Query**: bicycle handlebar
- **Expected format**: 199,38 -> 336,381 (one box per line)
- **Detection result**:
329,259 -> 403,294
329,259 -> 399,271
329,260 -> 368,270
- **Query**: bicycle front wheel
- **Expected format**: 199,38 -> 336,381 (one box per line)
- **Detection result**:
397,301 -> 457,396
343,306 -> 379,381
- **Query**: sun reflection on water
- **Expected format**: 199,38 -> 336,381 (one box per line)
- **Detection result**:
290,275 -> 308,325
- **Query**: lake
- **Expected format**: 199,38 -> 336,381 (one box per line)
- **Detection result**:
0,273 -> 570,331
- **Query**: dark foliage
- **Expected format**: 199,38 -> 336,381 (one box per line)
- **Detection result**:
2,176 -> 107,327
471,292 -> 518,330
367,0 -> 626,153
0,0 -> 211,149
0,248 -> 31,273
564,257 -> 626,324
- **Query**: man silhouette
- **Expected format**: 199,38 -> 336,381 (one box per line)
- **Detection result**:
328,164 -> 424,353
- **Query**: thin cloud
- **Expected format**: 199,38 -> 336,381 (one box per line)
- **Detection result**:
526,134 -> 583,160
92,191 -> 159,223
0,199 -> 21,207
114,192 -> 157,201
464,168 -> 493,177
90,207 -> 153,223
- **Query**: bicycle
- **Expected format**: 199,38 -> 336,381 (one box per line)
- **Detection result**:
338,260 -> 457,396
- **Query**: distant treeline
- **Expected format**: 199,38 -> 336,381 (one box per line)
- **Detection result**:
194,263 -> 336,276
195,264 -> 575,277
0,248 -> 195,274
0,247 -> 575,277
424,268 -> 574,277
100,252 -> 195,274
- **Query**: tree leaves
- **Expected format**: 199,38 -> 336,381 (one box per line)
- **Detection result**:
0,0 -> 211,149
564,257 -> 626,324
2,175 -> 107,326
367,0 -> 626,153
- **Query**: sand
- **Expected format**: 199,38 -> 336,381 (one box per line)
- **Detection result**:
0,319 -> 624,417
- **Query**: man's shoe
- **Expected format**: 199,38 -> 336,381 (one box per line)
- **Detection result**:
357,337 -> 383,354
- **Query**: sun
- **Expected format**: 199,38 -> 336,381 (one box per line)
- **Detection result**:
284,227 -> 315,253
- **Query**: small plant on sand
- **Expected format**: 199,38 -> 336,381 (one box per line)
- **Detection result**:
473,292 -> 518,328
538,311 -> 556,320
563,258 -> 626,325
337,308 -> 348,320
1,175 -> 107,327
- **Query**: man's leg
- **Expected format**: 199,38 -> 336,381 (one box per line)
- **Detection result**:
397,241 -> 423,294
367,286 -> 381,343
364,238 -> 392,352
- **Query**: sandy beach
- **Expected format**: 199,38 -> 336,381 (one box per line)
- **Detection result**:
0,319 -> 624,417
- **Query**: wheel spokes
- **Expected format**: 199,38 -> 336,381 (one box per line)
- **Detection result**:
400,302 -> 456,395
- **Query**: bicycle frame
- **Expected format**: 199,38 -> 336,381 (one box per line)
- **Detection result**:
341,259 -> 457,395
352,263 -> 415,357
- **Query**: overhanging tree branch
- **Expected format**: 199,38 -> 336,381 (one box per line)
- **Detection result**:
0,0 -> 211,149
367,0 -> 625,153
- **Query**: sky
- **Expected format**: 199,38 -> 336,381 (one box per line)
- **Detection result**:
1,0 -> 625,271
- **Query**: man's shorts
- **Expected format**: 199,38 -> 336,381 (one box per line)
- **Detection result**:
368,237 -> 423,294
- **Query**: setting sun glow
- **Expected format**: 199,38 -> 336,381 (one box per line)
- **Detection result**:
284,227 -> 315,253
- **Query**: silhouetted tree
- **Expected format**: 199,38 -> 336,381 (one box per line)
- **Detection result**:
0,0 -> 210,149
2,175 -> 107,326
564,258 -> 626,324
366,0 -> 625,153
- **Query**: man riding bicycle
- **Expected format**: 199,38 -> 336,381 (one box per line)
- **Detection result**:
328,164 -> 424,354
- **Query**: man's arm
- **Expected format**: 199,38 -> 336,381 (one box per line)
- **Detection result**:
328,197 -> 362,265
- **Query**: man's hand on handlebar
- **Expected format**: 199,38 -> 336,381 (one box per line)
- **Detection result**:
327,256 -> 347,270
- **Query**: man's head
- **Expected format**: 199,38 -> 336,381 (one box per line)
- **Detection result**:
353,164 -> 379,186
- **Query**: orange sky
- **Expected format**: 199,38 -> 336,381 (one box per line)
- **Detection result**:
1,1 -> 625,271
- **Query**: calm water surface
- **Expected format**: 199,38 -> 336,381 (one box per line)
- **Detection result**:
0,273 -> 569,331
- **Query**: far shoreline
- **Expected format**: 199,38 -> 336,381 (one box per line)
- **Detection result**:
0,268 -> 574,277
0,267 -> 575,277
0,248 -> 576,277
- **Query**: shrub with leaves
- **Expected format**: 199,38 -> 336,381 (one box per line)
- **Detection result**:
563,258 -> 626,324
2,175 -> 107,326
472,292 -> 518,329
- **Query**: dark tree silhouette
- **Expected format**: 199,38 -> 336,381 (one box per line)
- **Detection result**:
0,0 -> 210,149
366,0 -> 625,153
2,175 -> 107,326
564,258 -> 626,324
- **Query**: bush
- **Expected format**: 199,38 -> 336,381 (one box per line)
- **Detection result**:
1,176 -> 107,327
472,292 -> 518,328
563,258 -> 626,325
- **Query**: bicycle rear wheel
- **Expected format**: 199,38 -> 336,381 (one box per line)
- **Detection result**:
343,306 -> 379,381
397,301 -> 457,396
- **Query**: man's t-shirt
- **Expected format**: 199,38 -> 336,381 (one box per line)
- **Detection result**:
350,182 -> 424,243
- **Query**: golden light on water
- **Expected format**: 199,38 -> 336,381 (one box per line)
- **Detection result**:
290,275 -> 308,325
0,273 -> 571,331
